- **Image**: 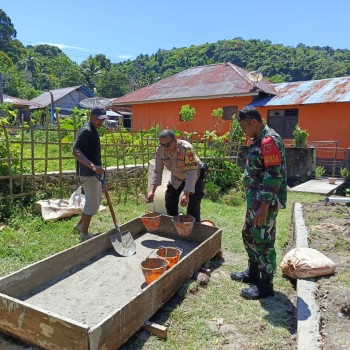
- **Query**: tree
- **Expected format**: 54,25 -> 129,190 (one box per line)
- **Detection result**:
0,9 -> 16,52
95,68 -> 130,98
60,66 -> 86,87
80,56 -> 102,90
17,51 -> 42,88
31,44 -> 63,58
0,51 -> 14,71
179,104 -> 196,134
95,54 -> 112,71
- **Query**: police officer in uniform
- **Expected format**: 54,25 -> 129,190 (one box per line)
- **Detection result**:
231,106 -> 287,299
147,129 -> 207,222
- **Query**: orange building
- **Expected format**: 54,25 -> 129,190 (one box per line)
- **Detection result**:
112,63 -> 275,135
112,63 -> 350,160
251,77 -> 350,159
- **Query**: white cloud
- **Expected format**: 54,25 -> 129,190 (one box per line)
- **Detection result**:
38,42 -> 89,51
35,42 -> 134,62
116,54 -> 133,59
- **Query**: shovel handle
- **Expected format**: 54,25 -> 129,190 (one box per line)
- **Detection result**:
103,188 -> 118,227
96,172 -> 118,227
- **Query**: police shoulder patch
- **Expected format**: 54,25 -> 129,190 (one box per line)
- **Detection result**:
184,149 -> 197,169
261,136 -> 281,166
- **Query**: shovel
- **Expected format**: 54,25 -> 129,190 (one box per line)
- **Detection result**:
96,173 -> 136,257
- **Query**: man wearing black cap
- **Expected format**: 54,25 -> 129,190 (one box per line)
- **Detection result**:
73,107 -> 108,241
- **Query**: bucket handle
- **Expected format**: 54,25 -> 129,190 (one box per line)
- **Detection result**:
146,248 -> 158,259
157,246 -> 183,256
145,201 -> 156,215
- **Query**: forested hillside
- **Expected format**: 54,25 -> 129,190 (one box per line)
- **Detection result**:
1,8 -> 350,100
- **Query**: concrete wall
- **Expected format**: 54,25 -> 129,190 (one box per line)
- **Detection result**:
286,147 -> 316,184
238,146 -> 316,186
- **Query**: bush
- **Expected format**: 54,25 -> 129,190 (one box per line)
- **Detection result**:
204,181 -> 221,201
315,165 -> 325,178
222,188 -> 246,206
205,160 -> 242,193
340,167 -> 349,178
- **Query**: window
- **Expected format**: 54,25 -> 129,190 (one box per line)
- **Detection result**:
267,109 -> 298,139
223,106 -> 238,120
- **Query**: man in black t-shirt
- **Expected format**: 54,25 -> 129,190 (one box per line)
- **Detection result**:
73,107 -> 108,241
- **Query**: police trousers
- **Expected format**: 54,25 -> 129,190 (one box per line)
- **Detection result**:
165,166 -> 206,222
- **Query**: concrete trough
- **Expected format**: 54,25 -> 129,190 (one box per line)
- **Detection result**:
0,215 -> 221,350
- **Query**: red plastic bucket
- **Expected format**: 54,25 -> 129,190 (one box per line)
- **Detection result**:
140,258 -> 169,284
172,214 -> 195,237
156,247 -> 183,268
141,213 -> 161,232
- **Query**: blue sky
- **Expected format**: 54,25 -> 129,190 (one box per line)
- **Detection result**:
1,0 -> 349,64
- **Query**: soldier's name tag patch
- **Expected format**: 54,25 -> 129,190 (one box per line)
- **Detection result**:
261,136 -> 281,166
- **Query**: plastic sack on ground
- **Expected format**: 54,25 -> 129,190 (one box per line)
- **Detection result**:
280,247 -> 336,279
35,186 -> 105,221
68,186 -> 85,208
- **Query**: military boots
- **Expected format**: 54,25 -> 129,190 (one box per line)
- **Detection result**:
241,272 -> 275,300
230,261 -> 259,284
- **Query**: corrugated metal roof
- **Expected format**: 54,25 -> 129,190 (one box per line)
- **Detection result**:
3,94 -> 31,106
29,85 -> 93,107
112,63 -> 276,105
250,76 -> 350,107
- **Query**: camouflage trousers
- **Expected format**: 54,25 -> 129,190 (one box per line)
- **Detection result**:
242,190 -> 279,274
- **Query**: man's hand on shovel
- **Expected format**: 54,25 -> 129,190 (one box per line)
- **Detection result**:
92,164 -> 105,175
96,171 -> 108,192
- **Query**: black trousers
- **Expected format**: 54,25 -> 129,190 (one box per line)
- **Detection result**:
165,166 -> 207,222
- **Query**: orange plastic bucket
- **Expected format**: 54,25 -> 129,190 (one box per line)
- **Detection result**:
156,247 -> 183,268
141,213 -> 161,232
172,214 -> 195,237
140,258 -> 169,284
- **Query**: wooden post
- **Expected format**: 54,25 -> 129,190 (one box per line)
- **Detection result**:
332,141 -> 338,176
142,321 -> 168,338
345,148 -> 350,182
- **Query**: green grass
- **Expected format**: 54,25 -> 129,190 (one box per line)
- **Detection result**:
0,190 -> 321,349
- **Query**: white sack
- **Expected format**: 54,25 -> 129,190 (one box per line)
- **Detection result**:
36,186 -> 105,221
68,186 -> 85,208
280,247 -> 336,279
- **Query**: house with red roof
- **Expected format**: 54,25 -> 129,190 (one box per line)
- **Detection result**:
112,62 -> 350,163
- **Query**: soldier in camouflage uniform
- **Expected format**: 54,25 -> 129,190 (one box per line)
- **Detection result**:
147,129 -> 207,222
231,106 -> 287,299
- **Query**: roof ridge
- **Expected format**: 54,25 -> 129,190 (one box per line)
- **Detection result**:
225,62 -> 253,86
274,75 -> 350,86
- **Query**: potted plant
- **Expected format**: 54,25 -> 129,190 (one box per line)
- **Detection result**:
291,124 -> 309,148
315,165 -> 325,179
328,177 -> 337,184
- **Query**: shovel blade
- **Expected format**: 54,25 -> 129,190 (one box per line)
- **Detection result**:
109,229 -> 136,257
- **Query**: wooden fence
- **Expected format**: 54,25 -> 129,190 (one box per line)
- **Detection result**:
0,120 -> 242,200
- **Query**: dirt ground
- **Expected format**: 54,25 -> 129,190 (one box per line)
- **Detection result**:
302,201 -> 350,350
